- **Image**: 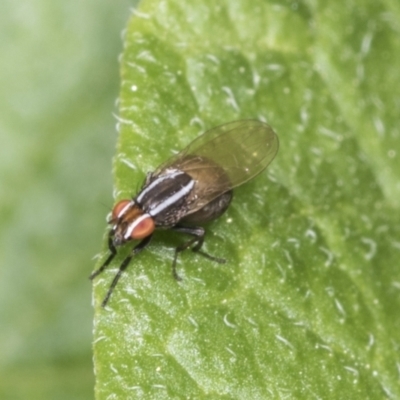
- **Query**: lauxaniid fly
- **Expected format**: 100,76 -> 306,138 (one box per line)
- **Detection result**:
91,120 -> 279,306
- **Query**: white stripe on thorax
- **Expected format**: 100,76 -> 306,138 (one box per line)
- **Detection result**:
136,169 -> 183,204
117,201 -> 134,219
149,180 -> 194,217
124,213 -> 150,240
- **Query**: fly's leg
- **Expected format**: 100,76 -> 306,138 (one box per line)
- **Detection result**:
92,234 -> 153,307
171,225 -> 226,281
89,232 -> 117,280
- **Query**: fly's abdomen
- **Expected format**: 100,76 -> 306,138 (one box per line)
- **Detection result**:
181,190 -> 233,224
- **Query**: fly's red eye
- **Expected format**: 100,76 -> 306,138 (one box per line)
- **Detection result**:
112,199 -> 131,220
131,215 -> 155,240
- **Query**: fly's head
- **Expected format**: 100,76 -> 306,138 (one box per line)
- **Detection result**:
109,199 -> 155,247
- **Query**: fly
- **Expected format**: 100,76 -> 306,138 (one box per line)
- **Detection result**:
90,119 -> 279,306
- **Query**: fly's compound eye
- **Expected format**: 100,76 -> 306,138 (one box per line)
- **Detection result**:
130,215 -> 155,240
112,199 -> 132,220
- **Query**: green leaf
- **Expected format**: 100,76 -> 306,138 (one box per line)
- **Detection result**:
93,0 -> 400,398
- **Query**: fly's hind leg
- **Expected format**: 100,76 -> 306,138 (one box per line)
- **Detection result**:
171,225 -> 226,281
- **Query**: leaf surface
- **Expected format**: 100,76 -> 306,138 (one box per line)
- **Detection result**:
93,1 -> 400,398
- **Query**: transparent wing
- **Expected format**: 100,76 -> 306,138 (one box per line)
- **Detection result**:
157,120 -> 279,185
154,120 -> 279,212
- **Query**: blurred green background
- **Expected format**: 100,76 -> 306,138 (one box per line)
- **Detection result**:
0,1 -> 135,398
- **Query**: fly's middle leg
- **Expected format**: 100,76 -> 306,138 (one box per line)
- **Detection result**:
171,225 -> 226,280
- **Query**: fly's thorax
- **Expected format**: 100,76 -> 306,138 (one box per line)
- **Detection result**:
136,168 -> 196,227
110,200 -> 155,246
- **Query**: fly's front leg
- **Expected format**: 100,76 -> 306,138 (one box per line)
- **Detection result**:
89,231 -> 117,280
99,234 -> 153,307
171,225 -> 226,281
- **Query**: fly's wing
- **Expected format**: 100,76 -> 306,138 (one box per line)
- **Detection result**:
154,120 -> 279,212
